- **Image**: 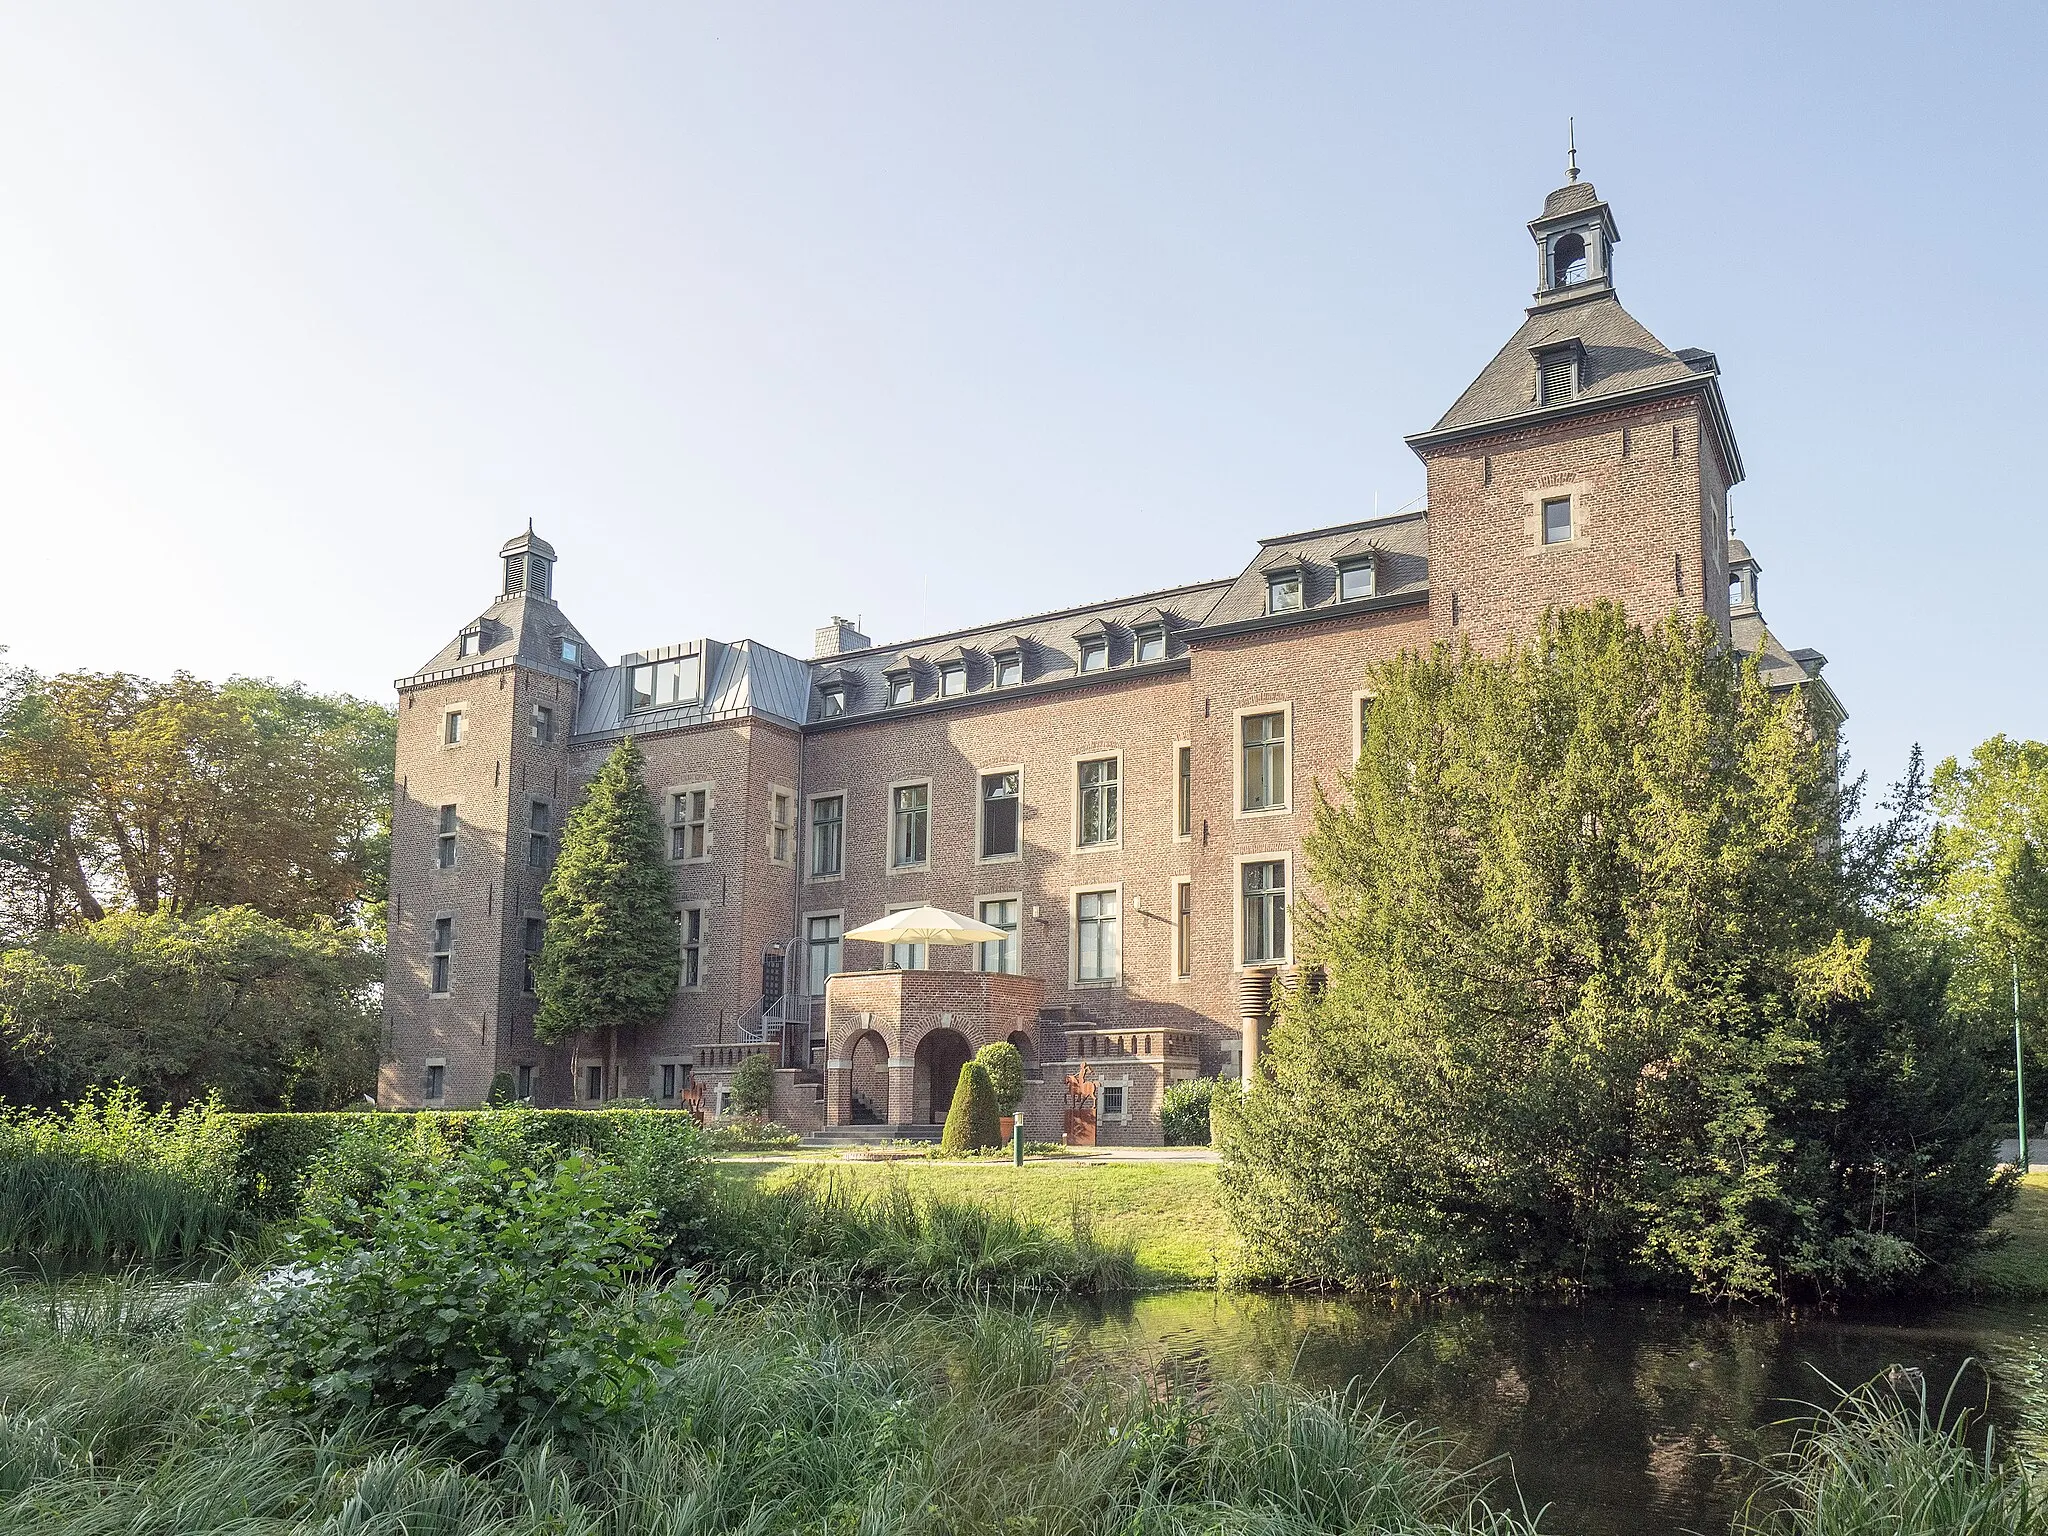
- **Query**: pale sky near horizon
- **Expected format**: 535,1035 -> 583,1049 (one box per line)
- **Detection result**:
2,3 -> 2043,791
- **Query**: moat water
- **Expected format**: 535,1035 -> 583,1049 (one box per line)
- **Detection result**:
1055,1290 -> 2048,1536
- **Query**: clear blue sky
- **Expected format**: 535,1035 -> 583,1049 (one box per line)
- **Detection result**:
4,3 -> 2042,790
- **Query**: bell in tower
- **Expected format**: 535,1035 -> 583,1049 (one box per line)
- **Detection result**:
500,525 -> 557,600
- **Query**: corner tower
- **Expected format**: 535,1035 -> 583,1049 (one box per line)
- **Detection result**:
381,529 -> 600,1108
1405,169 -> 1743,650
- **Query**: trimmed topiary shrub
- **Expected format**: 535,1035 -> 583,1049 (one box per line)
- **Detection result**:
1160,1076 -> 1219,1146
940,1062 -> 1002,1154
973,1041 -> 1025,1118
729,1054 -> 776,1118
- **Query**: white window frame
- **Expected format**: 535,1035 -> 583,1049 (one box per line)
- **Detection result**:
1071,883 -> 1124,988
1353,690 -> 1376,760
977,764 -> 1024,863
807,791 -> 846,882
1171,877 -> 1193,982
1233,702 -> 1293,819
887,778 -> 931,871
1073,751 -> 1123,853
1234,852 -> 1293,970
668,782 -> 713,864
885,902 -> 928,971
1172,741 -> 1192,843
440,703 -> 469,749
676,904 -> 707,991
976,892 -> 1022,975
803,910 -> 844,997
767,784 -> 795,866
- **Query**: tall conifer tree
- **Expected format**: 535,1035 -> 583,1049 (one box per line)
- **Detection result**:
534,738 -> 677,1096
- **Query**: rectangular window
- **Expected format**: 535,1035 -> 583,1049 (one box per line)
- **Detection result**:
888,673 -> 914,706
820,686 -> 845,716
459,631 -> 480,657
891,783 -> 929,867
430,916 -> 453,994
940,663 -> 966,697
443,710 -> 465,745
978,898 -> 1020,974
559,639 -> 579,665
771,791 -> 792,864
1175,880 -> 1193,978
1079,638 -> 1108,673
1076,889 -> 1120,983
1242,860 -> 1288,964
437,804 -> 457,869
1077,757 -> 1119,848
629,655 -> 703,712
994,653 -> 1022,688
1357,693 -> 1374,758
805,914 -> 842,995
1543,496 -> 1573,546
660,1063 -> 678,1101
522,916 -> 543,995
532,704 -> 554,743
1175,745 -> 1192,839
1241,711 -> 1288,812
1339,559 -> 1376,601
1136,627 -> 1166,663
886,906 -> 927,972
980,771 -> 1020,859
810,795 -> 843,877
528,801 -> 550,869
1266,572 -> 1302,614
671,788 -> 708,860
516,1063 -> 534,1101
677,906 -> 703,989
425,1063 -> 445,1099
586,1063 -> 603,1102
1100,1083 -> 1126,1118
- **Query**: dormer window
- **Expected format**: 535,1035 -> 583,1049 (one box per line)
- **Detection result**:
559,639 -> 579,665
1266,570 -> 1303,614
994,651 -> 1023,688
1135,625 -> 1166,663
820,685 -> 846,717
1552,232 -> 1588,287
887,671 -> 914,707
1535,341 -> 1583,406
628,654 -> 703,712
939,662 -> 966,697
458,630 -> 482,658
1079,638 -> 1109,673
1338,555 -> 1377,602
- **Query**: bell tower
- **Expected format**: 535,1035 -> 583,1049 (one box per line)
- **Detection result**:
1405,165 -> 1743,651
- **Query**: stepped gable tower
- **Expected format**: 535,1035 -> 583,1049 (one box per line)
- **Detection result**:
381,528 -> 600,1109
1406,168 -> 1744,650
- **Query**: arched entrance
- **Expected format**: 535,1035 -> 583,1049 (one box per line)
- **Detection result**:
847,1030 -> 888,1124
1006,1029 -> 1035,1073
914,1027 -> 972,1125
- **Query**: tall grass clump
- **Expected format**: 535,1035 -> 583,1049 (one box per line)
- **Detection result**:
698,1170 -> 1140,1295
1735,1368 -> 2046,1535
0,1272 -> 1542,1536
0,1087 -> 244,1263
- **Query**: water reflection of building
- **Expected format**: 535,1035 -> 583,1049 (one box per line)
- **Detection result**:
380,169 -> 1841,1140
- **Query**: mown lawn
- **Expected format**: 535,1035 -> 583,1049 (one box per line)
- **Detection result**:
719,1158 -> 1235,1286
1958,1169 -> 2048,1297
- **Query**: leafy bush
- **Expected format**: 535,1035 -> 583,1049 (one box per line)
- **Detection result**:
0,1087 -> 245,1261
940,1062 -> 1001,1154
729,1053 -> 776,1118
973,1041 -> 1024,1116
699,1116 -> 802,1153
1159,1077 -> 1220,1146
217,1148 -> 707,1450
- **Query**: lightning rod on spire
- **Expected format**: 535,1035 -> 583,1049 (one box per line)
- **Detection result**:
1567,118 -> 1579,182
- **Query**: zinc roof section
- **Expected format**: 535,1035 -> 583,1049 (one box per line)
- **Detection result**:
573,639 -> 812,741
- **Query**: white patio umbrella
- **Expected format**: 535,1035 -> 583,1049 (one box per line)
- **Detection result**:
841,905 -> 1006,946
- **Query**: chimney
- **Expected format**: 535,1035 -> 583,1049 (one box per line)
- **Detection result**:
813,616 -> 870,658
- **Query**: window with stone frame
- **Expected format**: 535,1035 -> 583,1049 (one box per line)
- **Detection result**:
528,801 -> 550,868
770,791 -> 793,864
977,897 -> 1019,974
1241,711 -> 1288,812
980,770 -> 1020,859
671,787 -> 709,860
531,704 -> 555,743
430,916 -> 453,994
437,804 -> 458,869
1176,745 -> 1192,838
521,917 -> 543,995
810,795 -> 843,877
1076,888 -> 1120,983
1542,496 -> 1573,546
1242,860 -> 1288,964
1077,757 -> 1120,847
891,783 -> 930,868
805,913 -> 842,995
676,906 -> 704,989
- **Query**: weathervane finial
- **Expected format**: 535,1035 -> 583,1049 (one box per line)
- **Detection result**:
1567,117 -> 1579,183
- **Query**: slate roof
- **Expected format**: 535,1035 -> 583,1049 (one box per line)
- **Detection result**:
1540,181 -> 1604,220
1192,511 -> 1428,630
399,593 -> 601,687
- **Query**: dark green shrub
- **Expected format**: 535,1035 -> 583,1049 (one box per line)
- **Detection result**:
1159,1077 -> 1219,1146
217,1147 -> 707,1449
940,1062 -> 1001,1154
974,1041 -> 1024,1117
487,1071 -> 515,1105
729,1054 -> 776,1118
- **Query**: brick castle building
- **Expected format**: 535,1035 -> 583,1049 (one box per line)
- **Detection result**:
380,173 -> 1842,1142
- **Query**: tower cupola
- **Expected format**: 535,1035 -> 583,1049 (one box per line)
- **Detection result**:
1727,539 -> 1761,614
500,525 -> 556,600
1528,149 -> 1619,310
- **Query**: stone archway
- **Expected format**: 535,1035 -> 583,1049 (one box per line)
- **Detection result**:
914,1027 -> 973,1125
847,1030 -> 888,1124
1006,1029 -> 1035,1073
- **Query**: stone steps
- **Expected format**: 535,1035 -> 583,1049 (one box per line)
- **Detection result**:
802,1124 -> 943,1146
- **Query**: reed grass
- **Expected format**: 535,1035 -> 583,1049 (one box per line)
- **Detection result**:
0,1273 -> 1538,1536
